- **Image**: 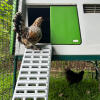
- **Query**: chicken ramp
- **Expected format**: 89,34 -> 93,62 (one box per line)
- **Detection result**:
12,44 -> 52,100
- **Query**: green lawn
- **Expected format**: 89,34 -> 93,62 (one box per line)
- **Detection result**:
0,69 -> 100,100
0,72 -> 13,100
49,75 -> 100,100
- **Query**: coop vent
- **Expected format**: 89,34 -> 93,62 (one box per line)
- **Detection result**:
83,4 -> 100,13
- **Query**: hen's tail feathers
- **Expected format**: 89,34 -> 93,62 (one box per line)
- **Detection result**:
13,12 -> 24,34
79,71 -> 84,76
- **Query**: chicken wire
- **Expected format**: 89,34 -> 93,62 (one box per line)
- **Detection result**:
0,0 -> 17,99
51,61 -> 96,79
16,60 -> 98,81
17,60 -> 97,79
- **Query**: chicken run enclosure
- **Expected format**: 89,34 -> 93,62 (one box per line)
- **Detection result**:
1,0 -> 100,100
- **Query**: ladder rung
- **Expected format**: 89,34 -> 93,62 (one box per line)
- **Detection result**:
12,44 -> 52,100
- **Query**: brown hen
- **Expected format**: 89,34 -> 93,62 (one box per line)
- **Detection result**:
13,12 -> 43,49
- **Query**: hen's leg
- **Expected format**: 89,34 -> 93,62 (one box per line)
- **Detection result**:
26,44 -> 40,50
33,45 -> 40,50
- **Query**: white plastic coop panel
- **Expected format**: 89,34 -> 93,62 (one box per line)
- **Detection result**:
12,44 -> 52,100
15,0 -> 100,56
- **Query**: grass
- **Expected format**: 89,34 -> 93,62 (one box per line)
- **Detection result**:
0,70 -> 100,100
49,75 -> 100,100
0,63 -> 100,100
0,72 -> 13,99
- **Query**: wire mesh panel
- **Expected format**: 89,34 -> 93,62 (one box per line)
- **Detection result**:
0,0 -> 15,99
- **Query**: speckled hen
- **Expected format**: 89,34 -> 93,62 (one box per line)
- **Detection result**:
13,12 -> 43,49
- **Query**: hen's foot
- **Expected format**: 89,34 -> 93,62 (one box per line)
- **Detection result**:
26,45 -> 41,50
33,45 -> 41,50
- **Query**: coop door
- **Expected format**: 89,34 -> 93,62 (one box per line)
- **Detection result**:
50,6 -> 81,45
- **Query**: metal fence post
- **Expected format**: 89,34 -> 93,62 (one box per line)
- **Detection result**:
13,56 -> 18,93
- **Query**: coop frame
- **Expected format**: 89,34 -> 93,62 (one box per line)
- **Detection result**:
11,0 -> 100,99
10,0 -> 100,60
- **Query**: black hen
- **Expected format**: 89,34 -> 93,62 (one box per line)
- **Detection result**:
65,68 -> 84,84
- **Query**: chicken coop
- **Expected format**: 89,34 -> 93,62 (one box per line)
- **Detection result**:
1,0 -> 100,100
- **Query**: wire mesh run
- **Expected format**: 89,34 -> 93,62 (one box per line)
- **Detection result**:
0,0 -> 15,99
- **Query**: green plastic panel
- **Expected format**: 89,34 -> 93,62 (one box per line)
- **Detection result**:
50,6 -> 81,45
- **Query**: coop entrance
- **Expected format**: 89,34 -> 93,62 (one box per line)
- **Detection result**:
28,7 -> 50,43
28,6 -> 81,45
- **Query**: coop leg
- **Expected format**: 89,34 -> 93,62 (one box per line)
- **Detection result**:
13,56 -> 18,93
95,60 -> 99,80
